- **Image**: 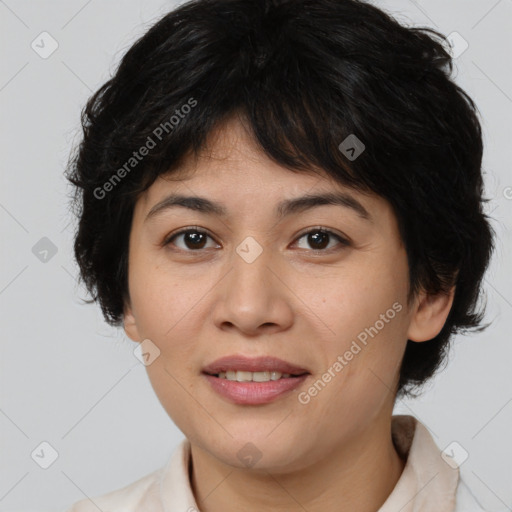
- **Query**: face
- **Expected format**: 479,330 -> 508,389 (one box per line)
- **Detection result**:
123,117 -> 453,473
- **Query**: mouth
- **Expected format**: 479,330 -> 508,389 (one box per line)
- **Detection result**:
201,355 -> 310,404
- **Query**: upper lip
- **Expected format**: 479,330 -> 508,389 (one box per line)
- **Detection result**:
202,355 -> 310,376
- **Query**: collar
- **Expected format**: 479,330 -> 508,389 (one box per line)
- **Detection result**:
379,414 -> 459,511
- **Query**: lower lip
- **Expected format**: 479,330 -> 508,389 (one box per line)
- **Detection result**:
203,373 -> 309,405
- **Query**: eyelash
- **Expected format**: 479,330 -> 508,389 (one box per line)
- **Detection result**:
162,226 -> 351,254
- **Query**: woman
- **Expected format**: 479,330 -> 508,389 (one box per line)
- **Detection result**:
64,0 -> 495,510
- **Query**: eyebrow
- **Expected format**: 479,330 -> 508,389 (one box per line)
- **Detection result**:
144,191 -> 372,223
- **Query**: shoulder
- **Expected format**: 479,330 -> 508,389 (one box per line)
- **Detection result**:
64,438 -> 192,512
64,465 -> 165,512
455,477 -> 491,512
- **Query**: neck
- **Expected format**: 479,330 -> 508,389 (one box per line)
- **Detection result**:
189,415 -> 406,512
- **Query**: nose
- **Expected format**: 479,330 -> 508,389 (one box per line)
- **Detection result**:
212,243 -> 294,336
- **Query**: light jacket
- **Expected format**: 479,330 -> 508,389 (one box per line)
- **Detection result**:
65,415 -> 489,511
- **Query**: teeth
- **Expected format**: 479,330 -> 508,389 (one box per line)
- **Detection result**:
216,370 -> 292,382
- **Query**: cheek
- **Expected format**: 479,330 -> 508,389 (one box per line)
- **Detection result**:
134,275 -> 202,422
130,261 -> 206,341
129,264 -> 209,392
308,265 -> 407,346
301,259 -> 409,399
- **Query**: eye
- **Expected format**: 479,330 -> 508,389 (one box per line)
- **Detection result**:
293,228 -> 350,252
163,226 -> 350,253
163,227 -> 219,251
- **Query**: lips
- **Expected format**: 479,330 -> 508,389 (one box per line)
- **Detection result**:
202,355 -> 309,376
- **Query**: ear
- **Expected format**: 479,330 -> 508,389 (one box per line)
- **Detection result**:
123,303 -> 142,342
407,286 -> 456,342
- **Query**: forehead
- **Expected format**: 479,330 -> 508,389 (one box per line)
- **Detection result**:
138,115 -> 379,213
160,116 -> 329,187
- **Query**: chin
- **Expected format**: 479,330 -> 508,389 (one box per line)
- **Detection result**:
204,432 -> 307,471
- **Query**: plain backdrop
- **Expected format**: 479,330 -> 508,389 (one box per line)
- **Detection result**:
0,1 -> 511,511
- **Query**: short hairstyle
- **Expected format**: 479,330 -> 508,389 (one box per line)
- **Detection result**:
65,0 -> 495,398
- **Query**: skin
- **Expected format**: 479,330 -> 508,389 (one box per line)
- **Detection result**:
123,115 -> 455,512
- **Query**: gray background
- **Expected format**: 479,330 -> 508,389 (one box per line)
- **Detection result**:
0,1 -> 511,511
